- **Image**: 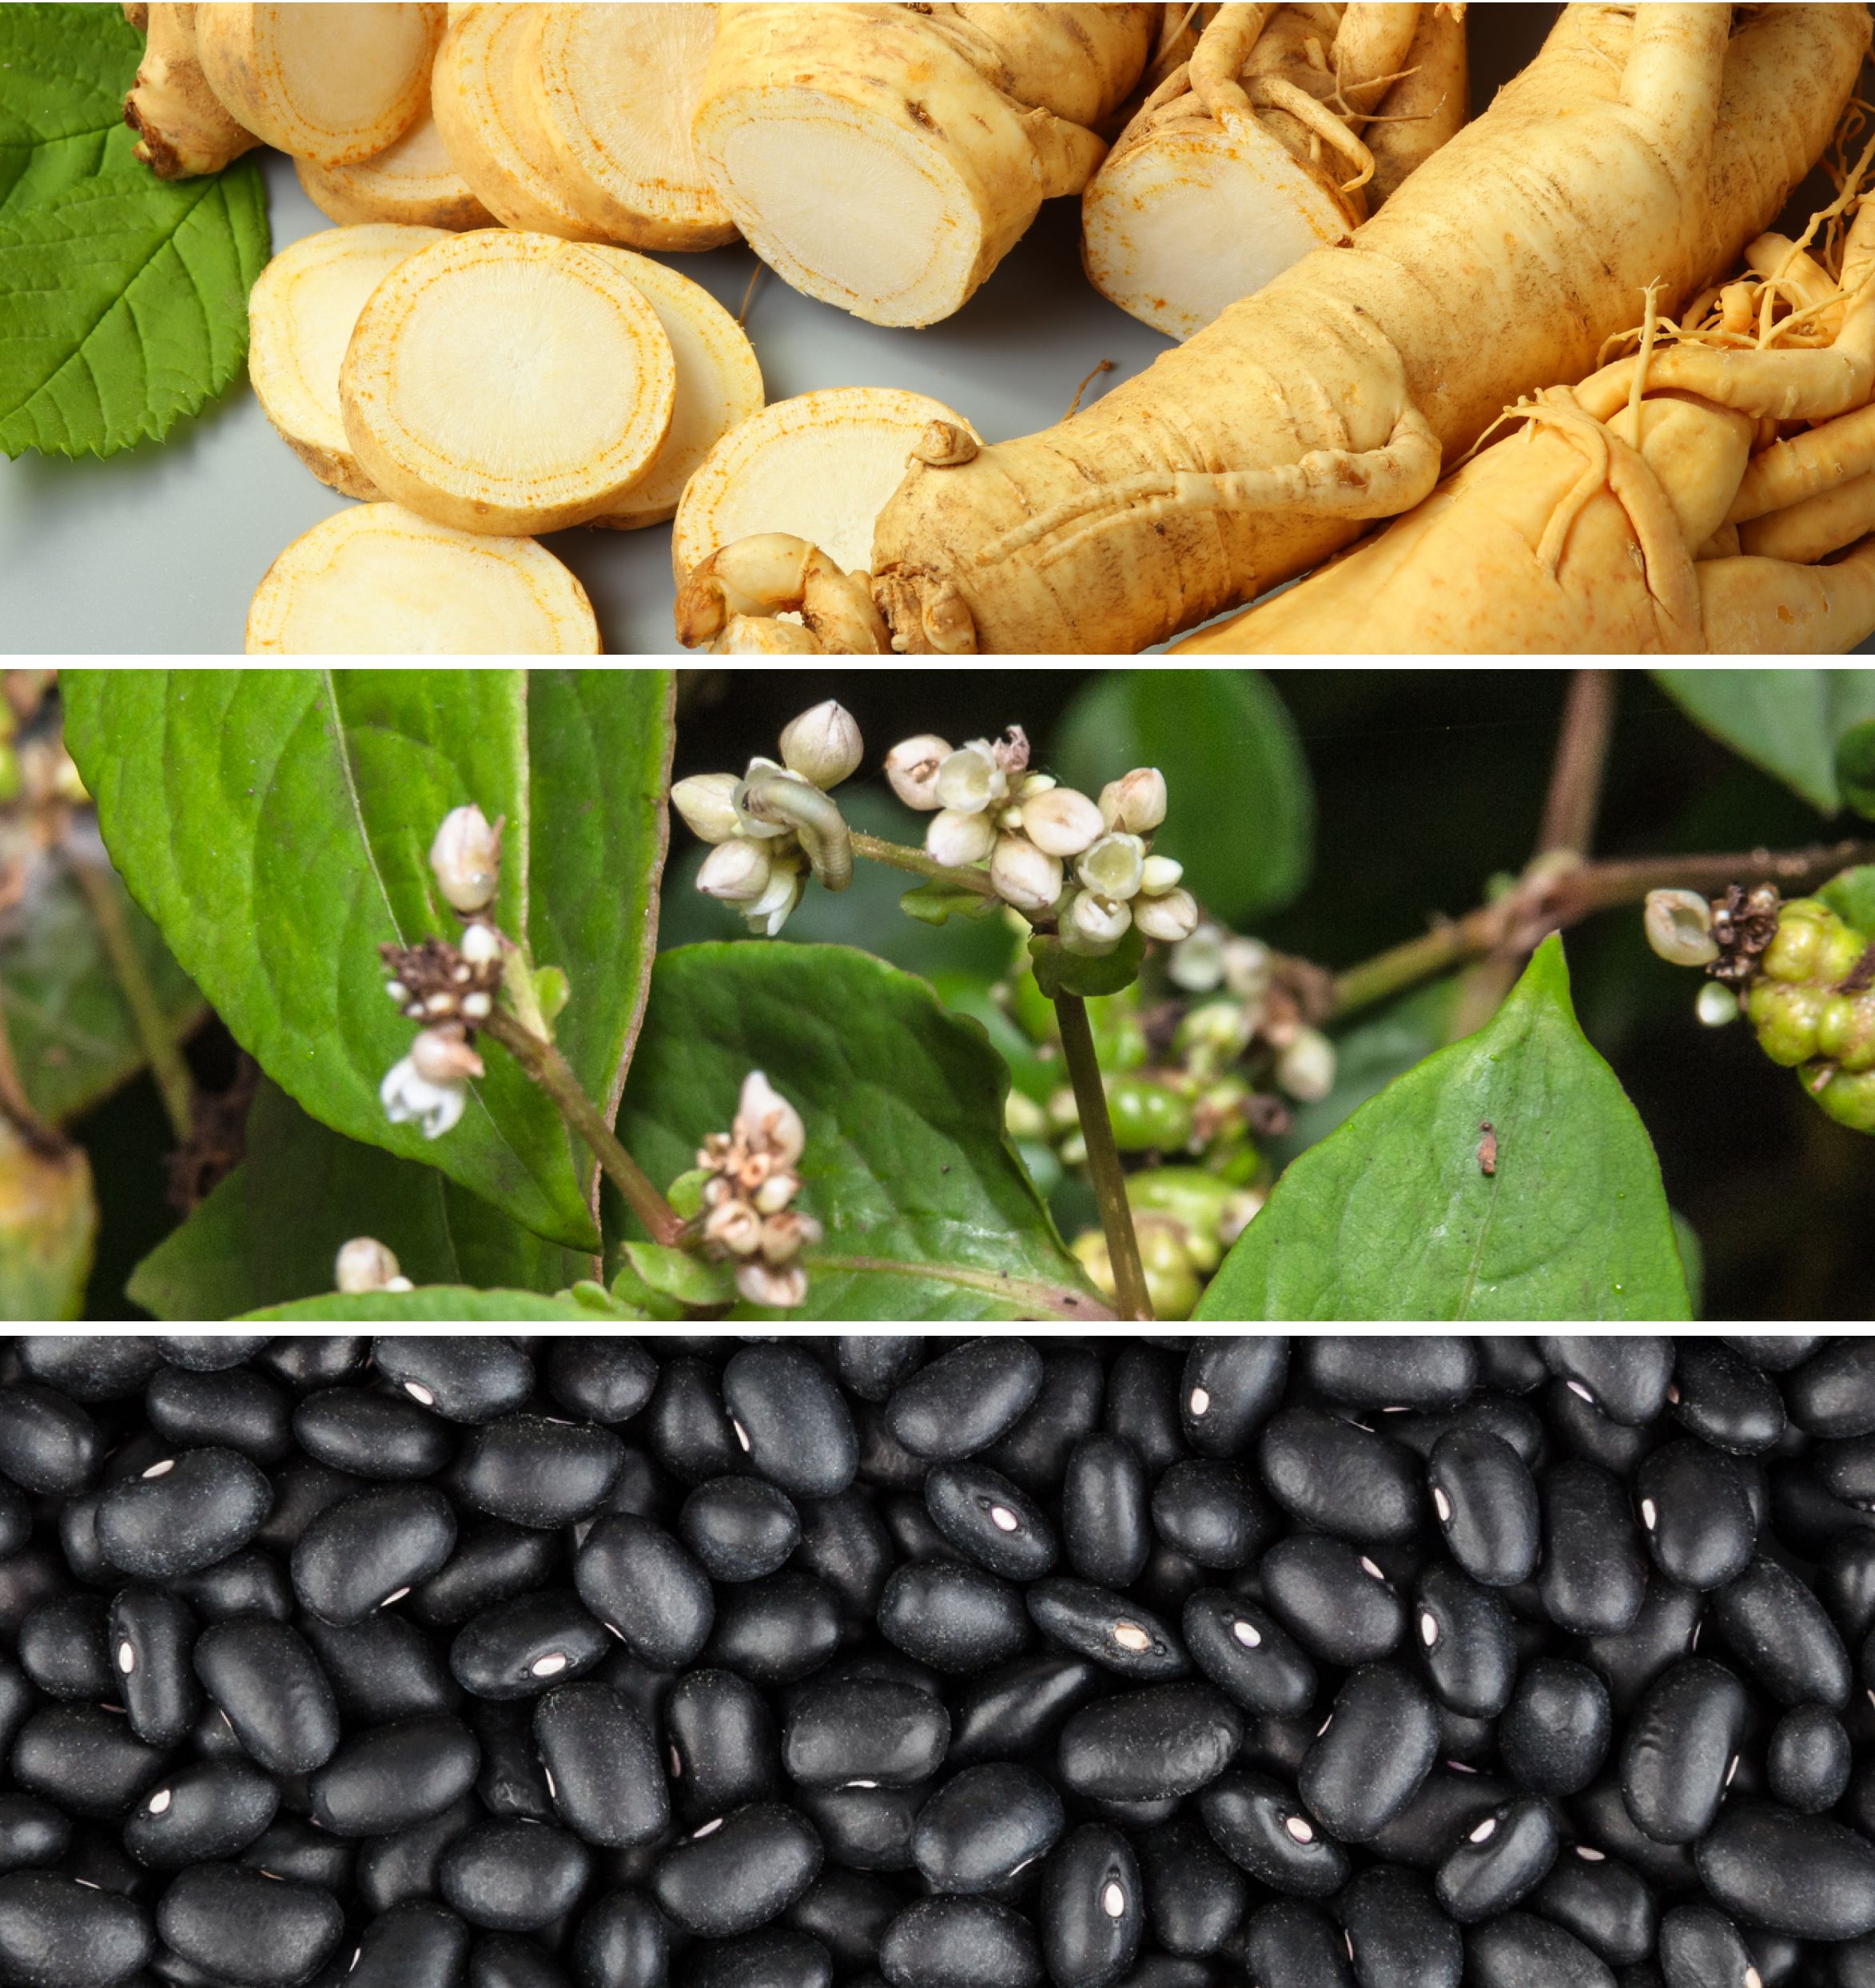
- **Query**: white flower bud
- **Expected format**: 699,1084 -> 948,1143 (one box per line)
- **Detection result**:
885,735 -> 952,811
380,1055 -> 468,1140
989,834 -> 1064,915
732,757 -> 798,839
1139,855 -> 1184,894
758,1209 -> 820,1265
459,922 -> 502,968
429,805 -> 501,914
736,1070 -> 806,1166
1077,833 -> 1146,902
335,1237 -> 403,1294
697,839 -> 773,906
1135,886 -> 1200,942
1223,936 -> 1274,1001
1644,889 -> 1719,967
926,807 -> 997,867
1061,890 -> 1132,956
736,1261 -> 809,1309
936,743 -> 1005,815
752,1170 -> 799,1215
1098,767 -> 1168,835
1021,785 -> 1105,858
704,1198 -> 762,1256
671,773 -> 743,843
1168,925 -> 1227,993
409,1026 -> 484,1085
743,858 -> 803,937
779,701 -> 863,790
1276,1026 -> 1337,1103
1696,982 -> 1740,1027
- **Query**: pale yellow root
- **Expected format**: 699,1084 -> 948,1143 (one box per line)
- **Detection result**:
248,225 -> 448,500
692,3 -> 1158,327
124,3 -> 259,180
339,230 -> 677,536
865,3 -> 1869,655
246,504 -> 600,655
1698,542 -> 1875,653
671,387 -> 975,588
1742,472 -> 1875,565
295,106 -> 495,230
1729,400 -> 1875,524
1366,2 -> 1469,202
675,534 -> 890,653
585,253 -> 764,532
430,6 -> 608,241
530,5 -> 737,252
195,4 -> 444,169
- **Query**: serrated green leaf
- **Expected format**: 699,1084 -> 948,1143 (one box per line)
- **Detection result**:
1198,938 -> 1690,1321
1,851 -> 204,1126
127,1078 -> 593,1321
1655,670 -> 1875,815
1820,866 -> 1875,938
63,670 -> 674,1251
0,4 -> 145,214
1029,926 -> 1144,1001
1049,671 -> 1312,925
245,1286 -> 614,1323
617,944 -> 1107,1322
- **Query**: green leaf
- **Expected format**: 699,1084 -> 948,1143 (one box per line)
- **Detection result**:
1821,866 -> 1875,938
1654,670 -> 1875,815
623,1241 -> 733,1308
0,4 -> 145,215
618,944 -> 1107,1321
63,670 -> 674,1250
1029,926 -> 1144,1002
2,854 -> 204,1126
127,1079 -> 593,1321
1049,671 -> 1312,924
1198,938 -> 1690,1321
244,1286 -> 615,1323
1838,721 -> 1875,822
899,881 -> 997,927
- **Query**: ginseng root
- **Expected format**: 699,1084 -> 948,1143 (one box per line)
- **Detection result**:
294,105 -> 495,231
675,534 -> 890,655
691,3 -> 1159,327
195,2 -> 444,168
246,504 -> 599,655
247,223 -> 448,500
338,229 -> 677,536
123,2 -> 259,180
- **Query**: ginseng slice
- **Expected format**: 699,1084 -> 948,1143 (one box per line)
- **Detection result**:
340,230 -> 678,536
195,2 -> 443,168
248,224 -> 449,500
246,504 -> 599,654
295,106 -> 495,230
532,4 -> 736,250
671,387 -> 973,584
588,251 -> 764,532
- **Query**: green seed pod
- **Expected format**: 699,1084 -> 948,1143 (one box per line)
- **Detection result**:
1137,1217 -> 1202,1321
1104,1077 -> 1196,1153
1206,1142 -> 1262,1187
1811,1064 -> 1875,1133
1817,990 -> 1875,1073
1761,899 -> 1861,985
1747,979 -> 1830,1066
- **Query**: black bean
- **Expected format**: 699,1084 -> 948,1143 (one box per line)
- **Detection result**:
450,1590 -> 609,1700
1427,1427 -> 1540,1590
1666,1345 -> 1785,1456
1149,1460 -> 1272,1570
1634,1443 -> 1756,1593
1531,1843 -> 1658,1966
17,1337 -> 163,1401
11,1705 -> 167,1817
879,1898 -> 1042,1988
374,1338 -> 533,1424
926,1463 -> 1057,1581
707,1570 -> 843,1683
1787,1342 -> 1875,1440
1540,1462 -> 1648,1636
0,1387 -> 100,1496
681,1476 -> 802,1582
1414,1564 -> 1515,1719
1465,1910 -> 1616,1988
293,1483 -> 457,1624
981,1350 -> 1104,1493
535,1683 -> 667,1847
1540,1340 -> 1676,1428
413,1520 -> 563,1629
440,1818 -> 592,1931
879,1559 -> 1027,1673
0,1797 -> 70,1878
1434,1793 -> 1559,1921
355,1798 -> 476,1915
241,1815 -> 352,1891
1694,1803 -> 1875,1939
1197,1771 -> 1349,1897
1059,1683 -> 1240,1803
1261,1534 -> 1405,1666
723,1347 -> 858,1499
1766,1701 -> 1851,1812
798,1780 -> 926,1870
1711,1556 -> 1852,1708
17,1593 -> 109,1702
1133,1816 -> 1245,1958
456,1414 -> 624,1529
1500,1659 -> 1612,1797
1306,1338 -> 1479,1412
0,1870 -> 150,1988
1578,1575 -> 1702,1717
293,1385 -> 456,1478
348,1902 -> 473,1988
1260,1408 -> 1421,1543
571,1888 -> 667,1988
259,1336 -> 368,1391
653,1803 -> 822,1935
888,1342 -> 1044,1463
1240,1897 -> 1353,1987
147,1365 -> 293,1462
193,1619 -> 340,1773
949,1654 -> 1100,1768
687,1927 -> 831,1988
96,1447 -> 273,1579
107,1588 -> 201,1747
1061,1436 -> 1151,1589
1657,1902 -> 1755,1988
912,1763 -> 1062,1894
158,1335 -> 274,1371
301,1610 -> 459,1723
1028,1579 -> 1184,1680
157,1863 -> 342,1986
543,1340 -> 659,1425
1619,1659 -> 1749,1846
1336,1867 -> 1461,1988
1179,1340 -> 1288,1457
837,1339 -> 926,1404
1367,1767 -> 1512,1871
1180,1589 -> 1315,1716
794,1488 -> 894,1617
575,1515 -> 714,1667
789,1868 -> 900,1973
122,1759 -> 278,1866
1300,1663 -> 1439,1841
667,1667 -> 778,1818
1037,1824 -> 1141,1988
307,1712 -> 479,1835
784,1677 -> 949,1788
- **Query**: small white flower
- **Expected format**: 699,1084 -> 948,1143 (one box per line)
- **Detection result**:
1644,889 -> 1719,967
1223,936 -> 1274,1001
1135,886 -> 1200,943
926,807 -> 997,867
1168,924 -> 1227,993
884,735 -> 952,811
671,773 -> 743,843
1061,890 -> 1132,956
989,834 -> 1064,915
732,758 -> 801,839
936,742 -> 1007,815
778,702 -> 863,791
698,839 -> 774,906
409,1026 -> 484,1086
1098,768 -> 1168,835
334,1237 -> 402,1294
736,1261 -> 809,1309
736,1071 -> 806,1166
760,1209 -> 822,1265
1276,1027 -> 1337,1103
429,805 -> 501,914
1139,855 -> 1183,895
743,858 -> 803,936
704,1199 -> 763,1256
1021,786 -> 1105,859
1696,982 -> 1740,1027
1077,833 -> 1145,902
381,1055 -> 469,1140
459,922 -> 502,968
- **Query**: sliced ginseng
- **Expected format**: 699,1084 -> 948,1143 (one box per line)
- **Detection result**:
431,5 -> 605,240
249,223 -> 448,498
588,251 -> 764,532
340,229 -> 678,536
295,106 -> 494,229
530,4 -> 736,251
124,3 -> 259,180
247,504 -> 599,654
195,2 -> 444,168
671,386 -> 973,584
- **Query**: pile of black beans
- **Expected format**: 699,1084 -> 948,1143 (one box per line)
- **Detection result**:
2,1336 -> 1875,1988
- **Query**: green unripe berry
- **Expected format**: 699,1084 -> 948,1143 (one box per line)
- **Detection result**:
1176,1001 -> 1253,1071
1127,1167 -> 1237,1265
1813,1064 -> 1875,1133
1205,1142 -> 1262,1187
1104,1077 -> 1196,1153
1071,1218 -> 1203,1321
1747,979 -> 1829,1066
1817,990 -> 1875,1073
1761,900 -> 1864,985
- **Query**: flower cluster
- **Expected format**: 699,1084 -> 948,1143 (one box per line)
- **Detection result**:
1168,922 -> 1338,1104
675,702 -> 863,938
696,1071 -> 821,1309
886,732 -> 1198,953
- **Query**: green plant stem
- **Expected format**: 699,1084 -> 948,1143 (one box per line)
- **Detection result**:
481,1006 -> 683,1248
850,831 -> 1001,896
67,855 -> 193,1143
1333,838 -> 1875,1020
1053,993 -> 1152,1322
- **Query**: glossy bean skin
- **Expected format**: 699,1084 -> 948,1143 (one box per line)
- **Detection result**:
0,1870 -> 152,1988
667,1667 -> 779,1819
706,1571 -> 844,1683
121,1759 -> 279,1866
454,1415 -> 625,1528
97,1447 -> 273,1579
1306,1339 -> 1479,1412
1181,1590 -> 1315,1716
1414,1564 -> 1515,1719
949,1655 -> 1101,1767
374,1340 -> 534,1424
1531,1843 -> 1658,1966
440,1818 -> 593,1932
1197,1771 -> 1350,1897
11,1705 -> 167,1817
307,1713 -> 480,1836
1539,1340 -> 1676,1427
17,1594 -> 110,1702
193,1619 -> 340,1775
1767,1701 -> 1851,1812
574,1516 -> 714,1667
1058,1684 -> 1241,1803
1657,1902 -> 1756,1988
1634,1443 -> 1756,1592
1148,1460 -> 1272,1571
1500,1659 -> 1612,1797
653,1803 -> 823,1936
157,1863 -> 344,1986
912,1764 -> 1064,1894
0,1387 -> 102,1495
1336,1867 -> 1462,1988
147,1366 -> 293,1463
1061,1437 -> 1152,1589
1261,1535 -> 1405,1665
681,1477 -> 803,1583
926,1464 -> 1057,1582
783,1678 -> 949,1788
1260,1409 -> 1422,1543
108,1588 -> 201,1747
1620,1659 -> 1749,1846
887,1343 -> 1045,1463
449,1591 -> 610,1701
1135,1817 -> 1246,1958
1240,1898 -> 1355,1988
572,1889 -> 669,1988
982,1350 -> 1104,1494
293,1484 -> 457,1625
1539,1463 -> 1648,1637
1027,1580 -> 1185,1680
302,1611 -> 458,1724
529,1684 -> 667,1848
1299,1664 -> 1439,1842
1035,1825 -> 1142,1988
879,1897 -> 1042,1988
1694,1803 -> 1875,1939
1465,1911 -> 1617,1988
0,1796 -> 70,1878
837,1339 -> 926,1404
1666,1346 -> 1786,1456
1711,1556 -> 1852,1708
878,1560 -> 1028,1673
1179,1341 -> 1289,1458
1433,1795 -> 1559,1922
1427,1428 -> 1540,1588
723,1347 -> 859,1499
